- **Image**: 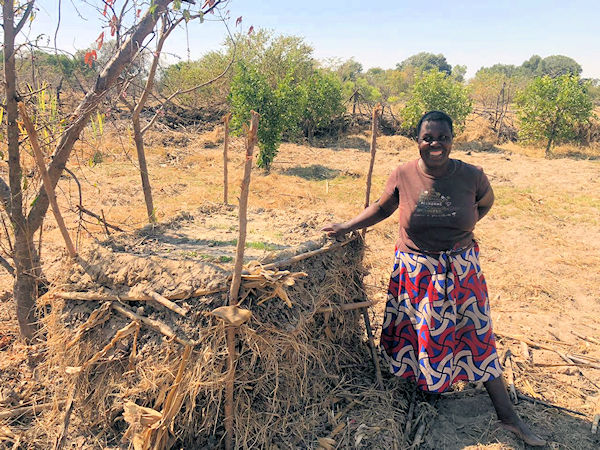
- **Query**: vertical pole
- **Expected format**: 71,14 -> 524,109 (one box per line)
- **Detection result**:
225,111 -> 259,450
363,103 -> 382,237
222,113 -> 231,205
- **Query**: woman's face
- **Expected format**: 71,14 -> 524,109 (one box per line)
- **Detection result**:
417,120 -> 453,171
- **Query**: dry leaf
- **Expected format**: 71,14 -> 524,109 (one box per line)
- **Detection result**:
211,305 -> 252,326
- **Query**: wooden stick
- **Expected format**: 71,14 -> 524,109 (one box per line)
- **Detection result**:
521,341 -> 531,363
362,103 -> 382,238
229,110 -> 258,304
566,354 -> 600,370
362,308 -> 384,388
402,390 -> 417,446
571,330 -> 600,345
516,393 -> 585,416
222,112 -> 231,205
53,384 -> 76,450
225,110 -> 259,450
261,235 -> 359,271
77,205 -> 124,232
592,414 -> 599,434
111,302 -> 193,347
0,401 -> 66,420
146,290 -> 187,316
18,102 -> 76,258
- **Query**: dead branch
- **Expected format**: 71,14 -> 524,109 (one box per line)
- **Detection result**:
261,235 -> 359,271
111,302 -> 193,346
18,102 -> 77,258
146,290 -> 188,316
76,206 -> 124,232
0,401 -> 66,420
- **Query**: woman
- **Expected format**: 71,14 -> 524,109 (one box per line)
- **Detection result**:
323,111 -> 545,446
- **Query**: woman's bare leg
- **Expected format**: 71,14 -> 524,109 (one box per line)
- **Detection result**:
484,377 -> 546,446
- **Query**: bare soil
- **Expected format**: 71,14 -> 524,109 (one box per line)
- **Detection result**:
1,122 -> 599,448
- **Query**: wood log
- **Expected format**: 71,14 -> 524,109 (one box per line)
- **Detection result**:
111,303 -> 193,346
146,290 -> 187,316
222,112 -> 231,205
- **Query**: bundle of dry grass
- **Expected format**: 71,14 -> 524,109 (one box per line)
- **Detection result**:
20,207 -> 410,449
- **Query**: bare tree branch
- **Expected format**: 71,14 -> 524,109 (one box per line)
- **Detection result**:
26,0 -> 175,233
14,1 -> 35,35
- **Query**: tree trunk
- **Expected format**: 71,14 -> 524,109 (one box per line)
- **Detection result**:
132,117 -> 156,223
3,0 -> 39,340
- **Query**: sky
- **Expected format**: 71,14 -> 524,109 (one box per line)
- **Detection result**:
26,0 -> 600,80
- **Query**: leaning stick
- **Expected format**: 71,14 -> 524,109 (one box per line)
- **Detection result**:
0,401 -> 66,420
362,308 -> 384,388
225,110 -> 259,450
146,290 -> 187,316
18,102 -> 76,258
261,235 -> 359,271
222,112 -> 231,205
111,302 -> 193,346
362,103 -> 382,238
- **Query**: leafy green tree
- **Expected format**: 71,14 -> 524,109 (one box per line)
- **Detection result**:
400,70 -> 472,134
451,64 -> 467,82
299,70 -> 344,142
515,75 -> 593,156
229,62 -> 292,170
539,55 -> 582,78
397,52 -> 452,75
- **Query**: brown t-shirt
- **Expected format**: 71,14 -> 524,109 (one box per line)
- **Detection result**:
382,159 -> 492,253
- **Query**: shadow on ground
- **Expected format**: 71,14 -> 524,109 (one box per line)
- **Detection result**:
282,164 -> 341,181
425,388 -> 597,449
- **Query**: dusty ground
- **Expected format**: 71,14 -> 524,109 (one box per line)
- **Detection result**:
1,121 -> 599,448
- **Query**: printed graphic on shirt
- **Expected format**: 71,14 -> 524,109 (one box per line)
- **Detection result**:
413,189 -> 456,218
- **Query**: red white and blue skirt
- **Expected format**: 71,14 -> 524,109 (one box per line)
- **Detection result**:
380,244 -> 502,392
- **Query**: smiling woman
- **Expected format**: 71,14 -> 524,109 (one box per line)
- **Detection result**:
323,110 -> 546,446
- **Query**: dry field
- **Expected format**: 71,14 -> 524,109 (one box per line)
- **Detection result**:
1,119 -> 599,449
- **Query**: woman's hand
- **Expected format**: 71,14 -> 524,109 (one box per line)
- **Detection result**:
321,223 -> 350,239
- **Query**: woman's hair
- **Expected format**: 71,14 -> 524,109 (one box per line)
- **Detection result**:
416,110 -> 454,137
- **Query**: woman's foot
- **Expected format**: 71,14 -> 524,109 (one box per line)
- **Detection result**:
499,418 -> 546,447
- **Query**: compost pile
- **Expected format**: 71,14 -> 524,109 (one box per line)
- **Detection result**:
30,205 -> 409,449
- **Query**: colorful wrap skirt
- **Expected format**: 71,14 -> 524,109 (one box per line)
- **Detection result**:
380,244 -> 502,392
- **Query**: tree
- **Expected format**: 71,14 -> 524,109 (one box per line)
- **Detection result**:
539,55 -> 582,78
400,70 -> 472,134
469,68 -> 527,142
299,70 -> 344,143
229,62 -> 287,171
397,52 -> 452,75
515,75 -> 593,156
0,0 -> 201,340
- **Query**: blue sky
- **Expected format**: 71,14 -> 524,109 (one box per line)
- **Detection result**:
29,0 -> 600,79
